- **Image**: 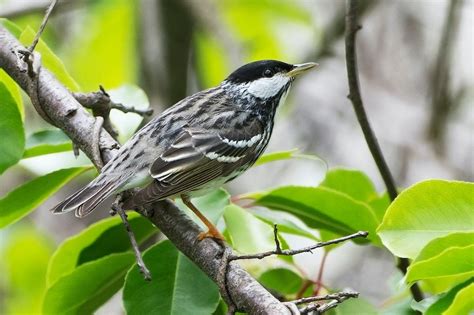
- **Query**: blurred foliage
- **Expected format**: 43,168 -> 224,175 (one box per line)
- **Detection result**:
0,1 -> 472,314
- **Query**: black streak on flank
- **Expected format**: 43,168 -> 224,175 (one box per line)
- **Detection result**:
133,150 -> 145,159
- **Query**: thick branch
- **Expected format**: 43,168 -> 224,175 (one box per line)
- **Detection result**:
344,0 -> 423,302
0,25 -> 290,315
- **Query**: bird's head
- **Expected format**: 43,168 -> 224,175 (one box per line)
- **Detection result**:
223,60 -> 317,102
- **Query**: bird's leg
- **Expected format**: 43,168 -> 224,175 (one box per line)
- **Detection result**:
181,195 -> 225,241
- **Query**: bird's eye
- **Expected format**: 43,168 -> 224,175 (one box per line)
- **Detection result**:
263,69 -> 273,78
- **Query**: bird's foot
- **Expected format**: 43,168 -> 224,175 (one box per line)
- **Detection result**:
198,228 -> 226,241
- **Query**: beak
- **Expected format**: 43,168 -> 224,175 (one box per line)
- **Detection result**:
287,62 -> 318,77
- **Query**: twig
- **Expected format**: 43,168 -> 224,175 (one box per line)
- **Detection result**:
230,231 -> 368,261
73,86 -> 153,139
92,117 -> 104,170
27,0 -> 58,53
344,0 -> 423,302
301,292 -> 356,314
290,291 -> 359,306
112,197 -> 152,281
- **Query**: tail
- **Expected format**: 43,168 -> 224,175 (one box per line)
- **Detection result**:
50,176 -> 122,218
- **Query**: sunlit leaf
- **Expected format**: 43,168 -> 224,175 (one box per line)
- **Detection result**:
254,149 -> 326,169
0,82 -> 24,174
443,281 -> 474,315
406,245 -> 474,284
333,296 -> 378,315
19,27 -> 80,91
1,225 -> 54,314
23,129 -> 72,158
425,278 -> 474,315
320,168 -> 377,203
176,189 -> 230,226
0,18 -> 22,37
259,268 -> 302,295
249,186 -> 379,244
64,0 -> 136,91
42,253 -> 135,315
123,241 -> 220,315
414,232 -> 474,263
47,213 -> 156,286
223,204 -> 275,253
0,69 -> 23,118
377,180 -> 474,259
251,207 -> 319,240
0,167 -> 90,228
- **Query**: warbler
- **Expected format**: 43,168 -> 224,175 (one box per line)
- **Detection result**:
51,60 -> 317,240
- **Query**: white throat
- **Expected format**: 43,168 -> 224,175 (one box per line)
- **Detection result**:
247,74 -> 290,99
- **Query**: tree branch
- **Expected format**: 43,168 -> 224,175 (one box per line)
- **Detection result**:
344,0 -> 423,302
0,25 -> 292,315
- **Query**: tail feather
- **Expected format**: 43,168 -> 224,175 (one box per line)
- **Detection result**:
75,181 -> 118,217
50,178 -> 121,217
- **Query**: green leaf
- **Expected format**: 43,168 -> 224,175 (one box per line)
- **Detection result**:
425,278 -> 474,315
254,149 -> 326,168
333,296 -> 378,315
19,27 -> 80,91
176,189 -> 230,226
0,18 -> 22,37
250,186 -> 379,244
414,232 -> 474,263
443,281 -> 474,315
368,192 -> 390,223
64,0 -> 136,91
223,204 -> 275,253
42,253 -> 135,315
320,168 -> 378,203
0,82 -> 24,174
123,241 -> 220,315
0,167 -> 89,228
0,69 -> 24,118
259,268 -> 302,295
377,179 -> 474,259
1,224 -> 54,314
47,213 -> 156,286
251,207 -> 319,240
23,129 -> 72,158
413,232 -> 474,293
406,245 -> 474,284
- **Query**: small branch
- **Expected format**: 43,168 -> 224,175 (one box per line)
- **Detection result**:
112,197 -> 152,281
291,290 -> 359,306
73,86 -> 153,139
28,0 -> 58,53
230,231 -> 368,261
344,0 -> 423,302
300,291 -> 357,314
91,117 -> 104,170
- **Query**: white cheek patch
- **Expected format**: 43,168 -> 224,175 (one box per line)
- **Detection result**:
247,74 -> 290,99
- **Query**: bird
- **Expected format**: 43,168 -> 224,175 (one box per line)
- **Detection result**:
51,60 -> 317,240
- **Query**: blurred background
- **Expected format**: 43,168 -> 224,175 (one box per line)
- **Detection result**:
0,0 -> 472,313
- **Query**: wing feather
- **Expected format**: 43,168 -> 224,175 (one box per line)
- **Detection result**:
148,118 -> 264,200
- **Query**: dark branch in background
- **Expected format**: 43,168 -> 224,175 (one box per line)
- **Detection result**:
0,26 -> 292,315
344,0 -> 423,302
427,0 -> 463,153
